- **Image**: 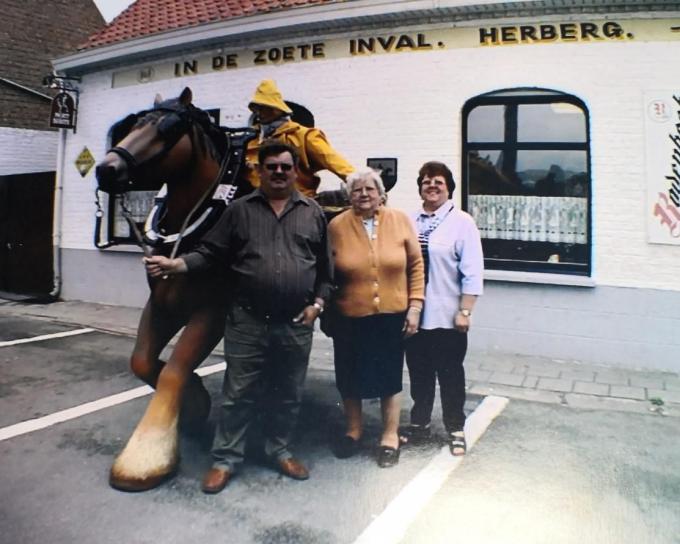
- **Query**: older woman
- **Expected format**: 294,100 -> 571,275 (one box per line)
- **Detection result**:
403,161 -> 484,456
328,168 -> 424,467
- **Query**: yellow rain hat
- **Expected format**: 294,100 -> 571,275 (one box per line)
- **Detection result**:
248,79 -> 293,114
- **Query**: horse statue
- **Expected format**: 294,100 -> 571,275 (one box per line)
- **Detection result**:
95,87 -> 256,491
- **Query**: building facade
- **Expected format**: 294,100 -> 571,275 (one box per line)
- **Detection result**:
0,0 -> 104,297
52,0 -> 680,370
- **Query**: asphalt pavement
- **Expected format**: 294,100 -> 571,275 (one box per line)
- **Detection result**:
1,301 -> 679,544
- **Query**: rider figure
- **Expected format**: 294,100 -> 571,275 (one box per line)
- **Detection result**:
245,79 -> 355,197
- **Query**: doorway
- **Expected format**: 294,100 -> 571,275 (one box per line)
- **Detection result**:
0,172 -> 55,296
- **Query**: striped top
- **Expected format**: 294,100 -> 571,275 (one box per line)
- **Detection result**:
411,202 -> 484,330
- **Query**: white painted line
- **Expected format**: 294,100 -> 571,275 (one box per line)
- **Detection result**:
0,361 -> 227,442
352,395 -> 509,544
0,328 -> 96,347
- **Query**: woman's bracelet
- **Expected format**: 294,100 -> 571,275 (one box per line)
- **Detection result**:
408,306 -> 422,313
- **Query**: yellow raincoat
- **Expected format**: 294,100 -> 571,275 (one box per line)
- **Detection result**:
246,120 -> 354,197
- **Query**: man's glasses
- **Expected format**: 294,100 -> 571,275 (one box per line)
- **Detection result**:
264,163 -> 294,172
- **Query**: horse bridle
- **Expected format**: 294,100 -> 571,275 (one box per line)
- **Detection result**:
107,105 -> 199,181
96,104 -> 205,252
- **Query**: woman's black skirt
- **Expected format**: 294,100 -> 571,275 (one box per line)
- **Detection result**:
333,312 -> 406,399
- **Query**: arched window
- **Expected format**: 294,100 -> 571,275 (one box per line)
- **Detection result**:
462,88 -> 591,276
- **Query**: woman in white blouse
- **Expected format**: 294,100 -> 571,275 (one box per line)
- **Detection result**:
403,161 -> 484,456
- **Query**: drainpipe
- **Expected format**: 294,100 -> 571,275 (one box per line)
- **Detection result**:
50,127 -> 67,300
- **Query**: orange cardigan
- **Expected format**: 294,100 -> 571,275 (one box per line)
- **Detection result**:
329,206 -> 425,318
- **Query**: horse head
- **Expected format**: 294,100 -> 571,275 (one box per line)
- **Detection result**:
96,87 -> 221,195
94,88 -> 256,253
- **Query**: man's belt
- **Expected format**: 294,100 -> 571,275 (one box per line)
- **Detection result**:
233,298 -> 301,323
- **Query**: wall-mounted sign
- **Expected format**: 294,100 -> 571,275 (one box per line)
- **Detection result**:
645,91 -> 680,244
111,18 -> 680,88
367,158 -> 398,192
49,91 -> 77,129
75,147 -> 95,178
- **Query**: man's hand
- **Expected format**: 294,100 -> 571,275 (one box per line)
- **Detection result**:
293,305 -> 321,326
143,256 -> 188,278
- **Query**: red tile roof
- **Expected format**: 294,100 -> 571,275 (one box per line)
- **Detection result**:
81,0 -> 342,50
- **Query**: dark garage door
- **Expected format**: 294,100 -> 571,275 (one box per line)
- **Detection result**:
0,171 -> 55,295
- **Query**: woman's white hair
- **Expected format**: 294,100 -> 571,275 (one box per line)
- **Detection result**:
343,167 -> 387,202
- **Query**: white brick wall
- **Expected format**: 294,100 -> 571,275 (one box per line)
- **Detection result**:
0,127 -> 58,175
60,32 -> 680,292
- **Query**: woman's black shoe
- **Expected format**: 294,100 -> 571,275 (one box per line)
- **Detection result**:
377,445 -> 400,468
334,435 -> 359,459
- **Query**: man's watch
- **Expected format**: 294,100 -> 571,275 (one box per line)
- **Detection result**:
313,302 -> 324,314
458,309 -> 472,318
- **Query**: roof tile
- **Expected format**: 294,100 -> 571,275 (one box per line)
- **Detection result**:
80,0 -> 342,50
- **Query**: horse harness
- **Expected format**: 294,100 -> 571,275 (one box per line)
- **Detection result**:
95,101 -> 256,257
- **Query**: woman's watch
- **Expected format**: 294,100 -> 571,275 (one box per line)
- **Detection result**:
458,308 -> 472,318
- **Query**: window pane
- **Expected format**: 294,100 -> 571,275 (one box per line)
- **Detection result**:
467,150 -> 588,267
516,150 -> 588,197
518,103 -> 586,142
112,191 -> 157,240
467,150 -> 518,195
467,105 -> 504,142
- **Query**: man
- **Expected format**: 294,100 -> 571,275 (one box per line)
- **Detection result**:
144,141 -> 331,493
245,79 -> 354,197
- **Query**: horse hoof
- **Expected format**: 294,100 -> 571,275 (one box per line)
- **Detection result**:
109,467 -> 177,492
109,423 -> 179,492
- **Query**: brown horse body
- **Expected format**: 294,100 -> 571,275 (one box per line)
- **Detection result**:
96,88 -> 254,491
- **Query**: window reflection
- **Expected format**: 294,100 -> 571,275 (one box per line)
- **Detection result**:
467,105 -> 504,142
518,103 -> 586,142
517,151 -> 588,197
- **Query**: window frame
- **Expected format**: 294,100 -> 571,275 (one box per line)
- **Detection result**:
462,88 -> 592,276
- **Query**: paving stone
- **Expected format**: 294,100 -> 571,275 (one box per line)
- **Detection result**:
560,370 -> 595,382
488,371 -> 525,387
629,376 -> 665,389
522,375 -> 539,388
536,377 -> 573,392
465,368 -> 492,382
664,379 -> 680,392
467,383 -> 562,404
609,385 -> 646,400
648,388 -> 680,404
522,366 -> 561,378
573,381 -> 610,396
564,393 -> 661,416
479,361 -> 515,373
594,372 -> 630,386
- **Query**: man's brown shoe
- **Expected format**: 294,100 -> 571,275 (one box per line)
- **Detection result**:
201,467 -> 232,494
277,458 -> 309,480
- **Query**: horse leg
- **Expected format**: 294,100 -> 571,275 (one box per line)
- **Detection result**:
110,304 -> 224,492
110,300 -> 183,491
128,299 -> 181,386
129,300 -> 212,429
